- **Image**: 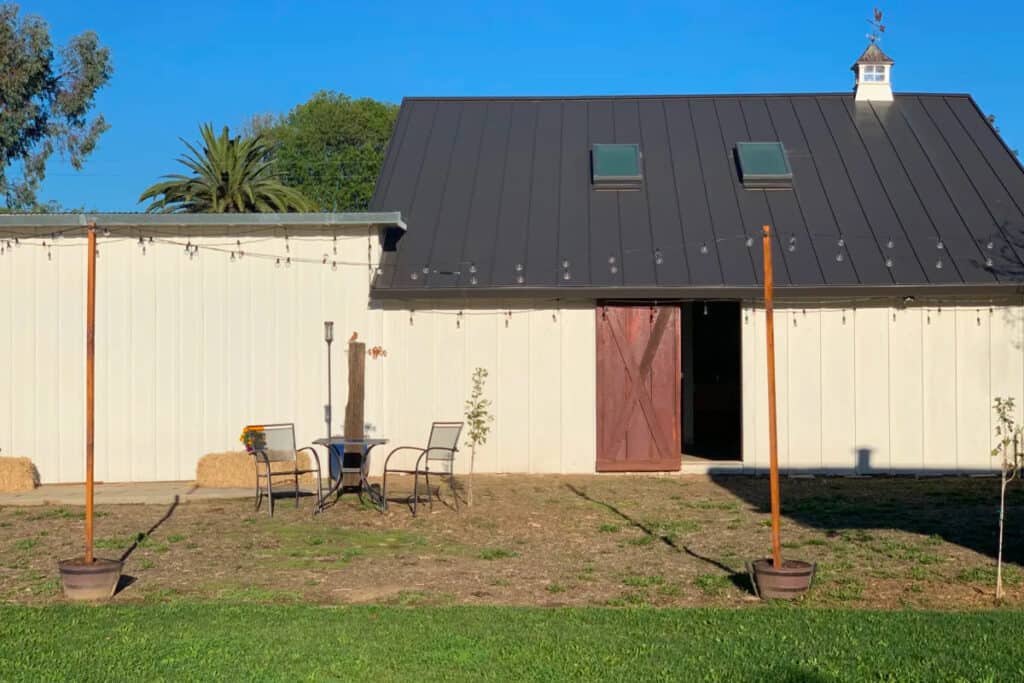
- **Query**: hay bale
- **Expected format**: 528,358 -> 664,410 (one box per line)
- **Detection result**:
0,456 -> 40,492
195,451 -> 318,488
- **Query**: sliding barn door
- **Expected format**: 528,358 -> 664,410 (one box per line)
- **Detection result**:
596,305 -> 681,472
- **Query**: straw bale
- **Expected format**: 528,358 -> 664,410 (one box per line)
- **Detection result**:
195,451 -> 318,488
0,456 -> 40,492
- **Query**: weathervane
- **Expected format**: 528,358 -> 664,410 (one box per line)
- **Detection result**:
866,7 -> 886,43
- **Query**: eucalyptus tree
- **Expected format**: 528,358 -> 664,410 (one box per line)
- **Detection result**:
0,5 -> 112,209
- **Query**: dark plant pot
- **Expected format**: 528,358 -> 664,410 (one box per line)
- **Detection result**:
749,558 -> 815,600
58,557 -> 123,601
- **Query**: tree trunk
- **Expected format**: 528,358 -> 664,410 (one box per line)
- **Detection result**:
467,445 -> 476,507
997,456 -> 1009,602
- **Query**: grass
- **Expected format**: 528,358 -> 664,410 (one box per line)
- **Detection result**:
479,548 -> 518,560
1,605 -> 1021,681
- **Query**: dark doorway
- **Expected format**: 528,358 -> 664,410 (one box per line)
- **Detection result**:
682,301 -> 742,460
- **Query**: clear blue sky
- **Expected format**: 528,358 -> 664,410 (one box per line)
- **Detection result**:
23,0 -> 1024,211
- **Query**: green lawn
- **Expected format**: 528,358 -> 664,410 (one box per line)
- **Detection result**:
1,605 -> 1021,681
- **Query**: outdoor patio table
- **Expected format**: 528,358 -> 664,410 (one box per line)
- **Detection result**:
312,436 -> 388,512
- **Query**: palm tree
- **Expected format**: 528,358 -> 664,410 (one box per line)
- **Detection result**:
139,124 -> 314,213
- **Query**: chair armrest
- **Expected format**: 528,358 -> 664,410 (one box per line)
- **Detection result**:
384,446 -> 427,471
296,446 -> 322,473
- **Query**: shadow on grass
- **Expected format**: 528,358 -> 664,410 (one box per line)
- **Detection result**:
118,495 -> 180,563
708,473 -> 1024,565
566,483 -> 755,595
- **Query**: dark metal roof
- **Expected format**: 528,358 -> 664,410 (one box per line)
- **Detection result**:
369,94 -> 1024,299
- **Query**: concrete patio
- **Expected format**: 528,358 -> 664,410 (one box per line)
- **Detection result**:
0,482 -> 251,506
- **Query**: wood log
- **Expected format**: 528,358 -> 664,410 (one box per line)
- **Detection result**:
343,342 -> 366,487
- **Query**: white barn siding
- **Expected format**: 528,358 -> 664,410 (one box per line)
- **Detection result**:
741,302 -> 1024,474
2,230 -> 1022,483
0,232 -> 596,483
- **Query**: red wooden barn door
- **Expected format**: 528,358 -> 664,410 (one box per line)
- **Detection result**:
596,305 -> 681,472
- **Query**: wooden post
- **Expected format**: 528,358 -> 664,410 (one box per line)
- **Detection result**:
343,341 -> 366,487
763,224 -> 782,569
85,224 -> 96,564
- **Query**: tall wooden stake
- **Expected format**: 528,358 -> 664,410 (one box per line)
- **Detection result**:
85,224 -> 96,564
763,224 -> 782,569
343,341 -> 366,487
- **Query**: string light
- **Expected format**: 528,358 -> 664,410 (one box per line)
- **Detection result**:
700,243 -> 709,255
102,227 -> 111,237
745,236 -> 754,248
788,236 -> 796,252
654,249 -> 664,265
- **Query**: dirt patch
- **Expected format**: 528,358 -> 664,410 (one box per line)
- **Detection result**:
1,474 -> 1021,609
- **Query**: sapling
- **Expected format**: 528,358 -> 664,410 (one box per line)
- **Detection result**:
991,397 -> 1024,602
463,367 -> 493,508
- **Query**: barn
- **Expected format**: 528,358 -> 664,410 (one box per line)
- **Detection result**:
3,44 -> 1024,484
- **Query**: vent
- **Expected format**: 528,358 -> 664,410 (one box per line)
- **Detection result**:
592,144 -> 642,189
736,142 -> 793,189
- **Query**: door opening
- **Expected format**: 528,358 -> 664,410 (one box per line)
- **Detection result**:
681,301 -> 742,461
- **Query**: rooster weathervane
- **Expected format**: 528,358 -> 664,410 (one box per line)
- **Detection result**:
866,7 -> 886,43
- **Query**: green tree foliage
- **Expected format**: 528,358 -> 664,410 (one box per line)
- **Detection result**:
0,4 -> 112,209
252,92 -> 398,211
139,124 -> 314,213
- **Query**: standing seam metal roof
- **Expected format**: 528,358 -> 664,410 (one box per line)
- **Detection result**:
369,93 -> 1024,297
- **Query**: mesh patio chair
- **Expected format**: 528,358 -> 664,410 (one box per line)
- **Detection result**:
381,422 -> 463,516
248,423 -> 323,517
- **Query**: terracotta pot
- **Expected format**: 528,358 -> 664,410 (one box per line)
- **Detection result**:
749,558 -> 815,599
58,557 -> 123,601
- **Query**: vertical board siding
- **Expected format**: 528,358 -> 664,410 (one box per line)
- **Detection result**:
3,233 -> 1021,483
0,232 -> 598,482
743,302 -> 1021,474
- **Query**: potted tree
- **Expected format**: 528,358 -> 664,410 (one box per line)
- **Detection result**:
749,225 -> 814,599
58,224 -> 123,600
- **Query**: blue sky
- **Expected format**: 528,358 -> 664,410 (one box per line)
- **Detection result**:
22,0 -> 1024,211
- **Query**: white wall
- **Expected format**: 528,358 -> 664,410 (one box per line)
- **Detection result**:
741,302 -> 1024,474
0,230 -> 597,483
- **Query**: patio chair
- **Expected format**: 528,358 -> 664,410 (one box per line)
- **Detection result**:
381,422 -> 463,516
249,423 -> 323,517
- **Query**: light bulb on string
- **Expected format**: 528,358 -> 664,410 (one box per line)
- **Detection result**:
284,233 -> 290,253
562,270 -> 572,281
745,236 -> 754,248
986,240 -> 994,251
331,261 -> 338,271
470,275 -> 478,285
332,234 -> 337,255
885,257 -> 894,268
322,255 -> 328,265
422,266 -> 430,275
835,251 -> 844,262
515,262 -> 524,272
886,237 -> 894,249
837,237 -> 845,248
703,302 -> 709,316
102,227 -> 111,237
285,257 -> 292,268
788,236 -> 796,252
935,258 -> 944,270
936,239 -> 944,251
985,257 -> 994,268
561,259 -> 570,269
700,243 -> 709,255
469,263 -> 478,274
654,249 -> 664,265
230,251 -> 236,262
516,274 -> 525,284
410,271 -> 419,280
375,266 -> 384,275
275,258 -> 281,268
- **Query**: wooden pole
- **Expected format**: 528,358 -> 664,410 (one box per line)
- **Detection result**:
343,341 -> 366,487
763,224 -> 782,569
85,224 -> 96,564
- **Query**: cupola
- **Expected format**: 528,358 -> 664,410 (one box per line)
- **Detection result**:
852,42 -> 894,102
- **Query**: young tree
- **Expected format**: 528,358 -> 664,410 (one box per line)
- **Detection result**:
992,397 -> 1024,602
139,124 -> 313,213
0,5 -> 113,209
463,367 -> 493,508
249,92 -> 398,211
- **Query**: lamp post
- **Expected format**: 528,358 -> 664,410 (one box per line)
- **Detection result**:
324,321 -> 334,443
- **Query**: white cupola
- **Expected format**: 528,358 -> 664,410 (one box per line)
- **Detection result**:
852,42 -> 894,102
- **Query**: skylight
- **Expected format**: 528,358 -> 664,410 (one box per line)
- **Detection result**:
736,142 -> 793,189
592,144 -> 642,189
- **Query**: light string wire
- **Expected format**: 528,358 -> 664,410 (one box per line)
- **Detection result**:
0,224 -> 1018,276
